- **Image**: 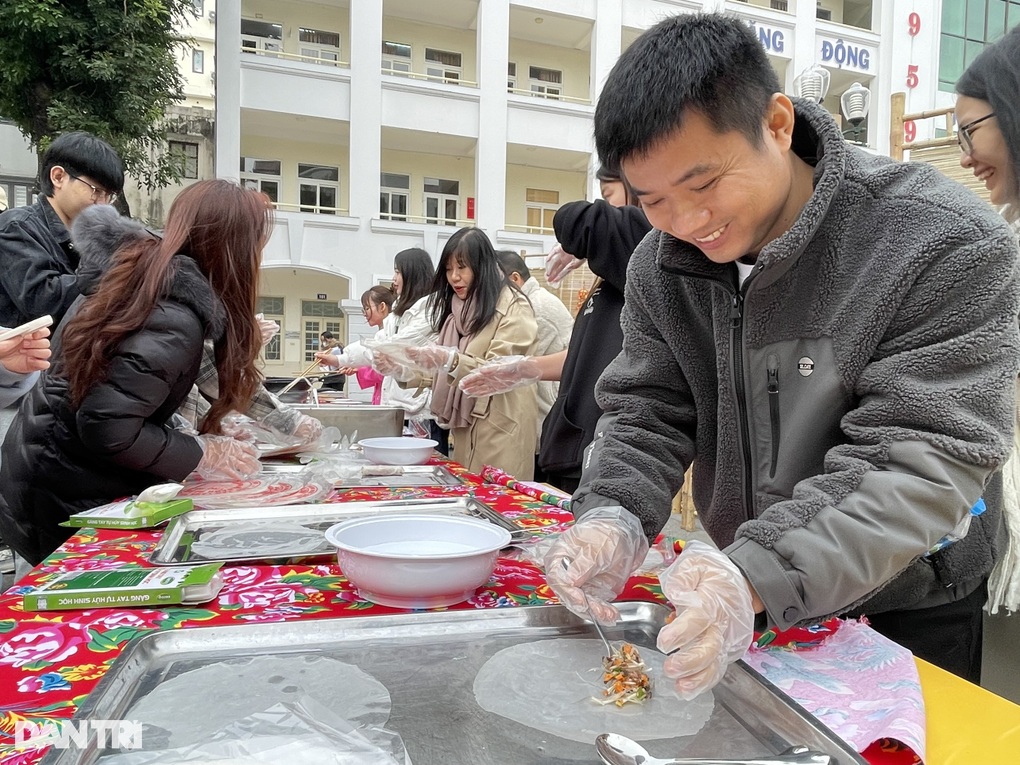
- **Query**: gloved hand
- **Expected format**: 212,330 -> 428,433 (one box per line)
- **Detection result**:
545,243 -> 584,287
371,350 -> 416,382
406,344 -> 457,372
314,350 -> 341,368
218,412 -> 257,442
544,506 -> 649,624
459,355 -> 541,397
195,435 -> 261,481
656,540 -> 756,700
291,413 -> 324,443
255,313 -> 280,347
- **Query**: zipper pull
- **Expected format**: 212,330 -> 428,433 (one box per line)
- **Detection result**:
767,355 -> 779,395
730,293 -> 742,327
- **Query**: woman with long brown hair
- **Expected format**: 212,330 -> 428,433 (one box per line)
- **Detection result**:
0,179 -> 270,566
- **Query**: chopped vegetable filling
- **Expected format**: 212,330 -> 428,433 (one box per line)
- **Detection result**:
593,642 -> 652,707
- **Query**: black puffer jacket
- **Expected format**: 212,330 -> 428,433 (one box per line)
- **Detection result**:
537,200 -> 651,479
0,207 -> 225,564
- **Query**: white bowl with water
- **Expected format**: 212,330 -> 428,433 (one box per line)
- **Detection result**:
324,514 -> 512,609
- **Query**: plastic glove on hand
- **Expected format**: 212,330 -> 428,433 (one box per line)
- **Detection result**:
545,243 -> 584,287
405,344 -> 457,372
195,435 -> 261,481
371,350 -> 415,382
656,540 -> 756,700
458,355 -> 541,397
544,506 -> 649,625
255,314 -> 280,347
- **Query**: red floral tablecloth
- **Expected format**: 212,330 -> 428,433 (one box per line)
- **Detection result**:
0,461 -> 916,765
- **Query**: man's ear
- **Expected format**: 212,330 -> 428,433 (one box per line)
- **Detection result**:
765,93 -> 797,150
50,165 -> 69,189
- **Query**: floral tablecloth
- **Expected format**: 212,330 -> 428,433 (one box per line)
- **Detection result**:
0,461 -> 918,765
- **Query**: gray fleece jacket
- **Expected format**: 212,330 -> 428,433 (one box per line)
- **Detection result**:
573,98 -> 1020,630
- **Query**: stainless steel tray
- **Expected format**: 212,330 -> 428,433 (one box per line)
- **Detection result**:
295,403 -> 404,441
334,464 -> 465,488
40,603 -> 867,765
148,497 -> 530,565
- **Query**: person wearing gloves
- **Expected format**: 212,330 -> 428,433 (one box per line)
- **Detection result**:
545,11 -> 1020,696
375,228 -> 538,478
0,180 -> 271,567
460,167 -> 650,492
316,286 -> 396,405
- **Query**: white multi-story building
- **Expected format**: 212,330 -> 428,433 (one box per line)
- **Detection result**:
211,0 -> 970,372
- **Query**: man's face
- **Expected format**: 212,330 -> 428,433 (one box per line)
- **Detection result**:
622,99 -> 800,264
48,166 -> 112,226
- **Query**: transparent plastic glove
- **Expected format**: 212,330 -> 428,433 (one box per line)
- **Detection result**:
545,243 -> 584,287
314,350 -> 341,369
459,355 -> 541,397
544,506 -> 649,625
195,435 -> 261,481
218,411 -> 257,442
405,344 -> 457,372
292,413 -> 324,443
255,313 -> 280,347
656,540 -> 756,700
371,350 -> 415,382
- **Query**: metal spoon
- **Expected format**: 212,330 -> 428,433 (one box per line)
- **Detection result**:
560,557 -> 614,658
595,733 -> 833,765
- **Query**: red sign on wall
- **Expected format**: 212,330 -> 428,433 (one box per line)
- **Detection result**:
467,197 -> 475,219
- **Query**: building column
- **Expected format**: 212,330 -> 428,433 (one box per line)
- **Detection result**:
213,0 -> 242,181
348,0 -> 384,221
589,0 -> 623,198
475,0 -> 511,238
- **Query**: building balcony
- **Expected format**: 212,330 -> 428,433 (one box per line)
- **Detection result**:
240,53 -> 351,120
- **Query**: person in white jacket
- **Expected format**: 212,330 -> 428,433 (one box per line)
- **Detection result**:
495,250 -> 573,450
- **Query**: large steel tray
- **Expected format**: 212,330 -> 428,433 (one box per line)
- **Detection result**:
258,463 -> 465,488
39,603 -> 867,765
148,496 -> 530,565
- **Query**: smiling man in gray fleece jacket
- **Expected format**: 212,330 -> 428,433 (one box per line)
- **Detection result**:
545,13 -> 1020,692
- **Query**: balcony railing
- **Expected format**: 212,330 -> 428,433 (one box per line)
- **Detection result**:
241,47 -> 349,68
380,68 -> 478,88
507,87 -> 590,106
273,202 -> 351,216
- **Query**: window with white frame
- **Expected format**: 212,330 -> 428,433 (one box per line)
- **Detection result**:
240,157 -> 282,204
169,140 -> 199,179
507,62 -> 517,91
299,27 -> 341,64
423,177 -> 459,226
382,41 -> 412,75
525,188 -> 559,234
257,296 -> 284,362
425,48 -> 462,83
241,19 -> 283,56
302,301 -> 345,362
298,164 -> 340,214
192,48 -> 205,73
192,0 -> 203,17
529,66 -> 562,99
380,172 -> 410,221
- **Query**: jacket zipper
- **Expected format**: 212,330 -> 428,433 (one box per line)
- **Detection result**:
767,353 -> 780,479
730,290 -> 756,522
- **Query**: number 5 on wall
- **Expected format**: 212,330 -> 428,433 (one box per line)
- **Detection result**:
906,64 -> 919,89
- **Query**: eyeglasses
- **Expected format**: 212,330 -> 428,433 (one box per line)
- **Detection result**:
957,113 -> 995,156
69,173 -> 118,204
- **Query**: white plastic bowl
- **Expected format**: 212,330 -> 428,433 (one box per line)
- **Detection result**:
324,514 -> 512,609
358,436 -> 438,466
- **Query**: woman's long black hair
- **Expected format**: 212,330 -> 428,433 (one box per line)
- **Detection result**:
392,247 -> 434,317
957,24 -> 1020,218
427,227 -> 516,336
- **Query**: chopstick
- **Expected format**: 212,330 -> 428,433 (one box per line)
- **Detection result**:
278,360 -> 324,395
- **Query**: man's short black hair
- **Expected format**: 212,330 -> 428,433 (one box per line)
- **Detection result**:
40,131 -> 124,197
594,13 -> 781,171
495,250 -> 530,282
320,330 -> 334,340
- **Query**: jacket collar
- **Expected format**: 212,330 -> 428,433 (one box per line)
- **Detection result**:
654,98 -> 849,289
520,277 -> 541,298
37,195 -> 72,246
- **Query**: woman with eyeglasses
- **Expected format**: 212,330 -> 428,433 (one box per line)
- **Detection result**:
374,228 -> 538,478
0,180 -> 270,570
316,286 -> 396,405
956,25 -> 1020,224
956,27 -> 1020,616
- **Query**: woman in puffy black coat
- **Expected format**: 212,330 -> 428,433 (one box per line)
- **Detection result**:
0,180 -> 271,566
